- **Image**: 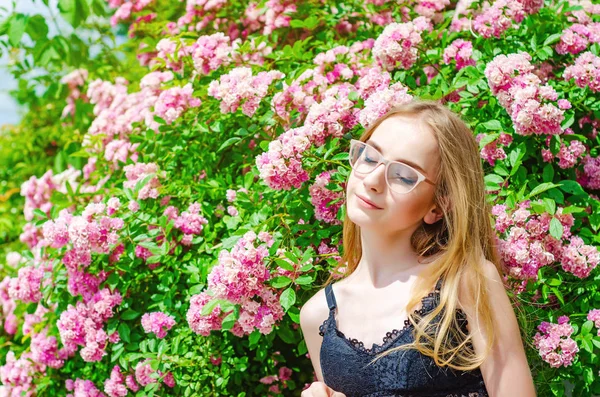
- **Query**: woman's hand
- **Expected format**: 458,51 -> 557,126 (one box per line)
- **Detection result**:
301,382 -> 346,397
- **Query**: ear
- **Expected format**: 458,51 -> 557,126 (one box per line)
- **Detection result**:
423,196 -> 450,225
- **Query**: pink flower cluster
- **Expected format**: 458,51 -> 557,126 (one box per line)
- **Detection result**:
308,171 -> 344,225
533,316 -> 579,368
566,0 -> 600,24
493,201 -> 568,280
0,351 -> 45,397
556,23 -> 600,55
60,69 -> 89,118
7,265 -> 44,303
175,0 -> 228,32
84,77 -> 161,156
110,0 -> 154,26
588,309 -> 600,335
414,0 -> 450,18
485,52 -> 565,136
259,366 -> 293,394
262,0 -> 296,35
141,311 -> 176,338
167,202 -> 209,246
208,67 -> 285,117
373,17 -> 432,71
358,82 -> 413,128
104,366 -> 128,397
272,39 -> 374,125
541,138 -> 586,169
123,162 -> 163,199
563,51 -> 600,92
135,359 -> 175,388
494,200 -> 599,284
303,83 -> 359,147
57,288 -> 122,362
103,364 -> 165,397
231,38 -> 273,66
0,276 -> 17,334
30,330 -> 68,369
153,83 -> 201,124
443,39 -> 476,70
187,231 -> 284,336
20,169 -> 56,221
105,139 -> 140,165
560,236 -> 600,278
255,126 -> 312,190
104,366 -> 141,395
41,205 -> 124,297
473,0 -> 525,38
476,132 -> 513,166
66,378 -> 105,397
577,154 -> 600,190
189,33 -> 233,74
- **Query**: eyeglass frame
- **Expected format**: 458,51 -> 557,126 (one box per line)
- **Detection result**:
348,139 -> 436,194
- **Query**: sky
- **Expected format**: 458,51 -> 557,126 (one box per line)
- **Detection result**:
0,0 -> 65,126
0,0 -> 108,127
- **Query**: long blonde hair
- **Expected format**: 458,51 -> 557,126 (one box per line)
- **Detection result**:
325,99 -> 503,371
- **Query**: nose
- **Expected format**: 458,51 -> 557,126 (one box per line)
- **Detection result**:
362,163 -> 387,191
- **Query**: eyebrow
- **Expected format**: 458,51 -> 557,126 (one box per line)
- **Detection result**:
365,139 -> 428,174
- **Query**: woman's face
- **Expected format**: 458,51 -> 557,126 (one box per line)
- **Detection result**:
346,114 -> 442,234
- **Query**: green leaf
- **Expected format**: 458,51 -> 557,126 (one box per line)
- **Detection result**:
348,91 -> 359,101
330,152 -> 349,161
200,299 -> 221,316
58,0 -> 89,28
546,278 -> 562,286
295,275 -> 312,285
121,309 -> 140,320
543,33 -> 562,47
481,120 -> 502,131
8,14 -> 28,47
25,15 -> 48,41
549,217 -> 563,240
218,137 -> 242,153
134,173 -> 155,195
527,182 -> 562,199
33,208 -> 47,219
118,323 -> 130,343
221,310 -> 238,330
559,180 -> 586,196
275,258 -> 295,272
542,163 -> 554,183
270,276 -> 292,288
280,287 -> 296,312
582,320 -> 594,336
248,330 -> 261,347
478,133 -> 499,148
542,198 -> 556,215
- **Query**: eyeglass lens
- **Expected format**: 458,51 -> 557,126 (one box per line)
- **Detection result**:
349,141 -> 419,194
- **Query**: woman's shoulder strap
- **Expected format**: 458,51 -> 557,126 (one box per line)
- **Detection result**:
324,284 -> 337,311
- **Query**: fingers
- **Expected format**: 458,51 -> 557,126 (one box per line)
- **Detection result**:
301,382 -> 342,397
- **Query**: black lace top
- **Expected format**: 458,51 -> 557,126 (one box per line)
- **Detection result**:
318,278 -> 489,397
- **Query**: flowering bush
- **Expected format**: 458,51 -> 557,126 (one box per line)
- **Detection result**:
1,0 -> 600,395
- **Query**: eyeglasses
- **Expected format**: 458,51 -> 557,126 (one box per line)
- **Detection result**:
348,139 -> 436,194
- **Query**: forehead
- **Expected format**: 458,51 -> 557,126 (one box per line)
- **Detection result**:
367,115 -> 439,175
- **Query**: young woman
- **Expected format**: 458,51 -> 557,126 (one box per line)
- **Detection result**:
299,100 -> 537,397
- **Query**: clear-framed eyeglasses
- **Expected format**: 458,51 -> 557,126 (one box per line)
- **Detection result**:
348,139 -> 436,194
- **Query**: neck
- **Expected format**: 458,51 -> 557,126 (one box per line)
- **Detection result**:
351,227 -> 430,288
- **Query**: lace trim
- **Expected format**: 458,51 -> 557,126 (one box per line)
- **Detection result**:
320,286 -> 449,355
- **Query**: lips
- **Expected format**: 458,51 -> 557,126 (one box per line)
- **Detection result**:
357,195 -> 383,209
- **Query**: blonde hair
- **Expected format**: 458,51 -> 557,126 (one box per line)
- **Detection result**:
325,99 -> 504,371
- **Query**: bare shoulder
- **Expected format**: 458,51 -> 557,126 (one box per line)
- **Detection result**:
458,258 -> 505,308
300,285 -> 332,382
